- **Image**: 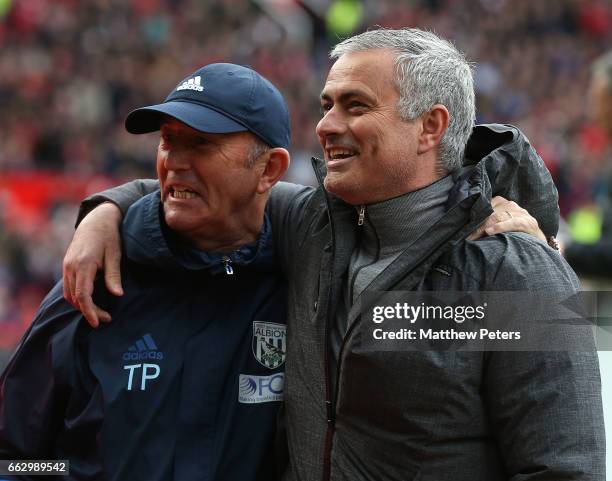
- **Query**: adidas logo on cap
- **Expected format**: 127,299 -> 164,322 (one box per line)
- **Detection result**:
176,75 -> 204,92
123,333 -> 164,361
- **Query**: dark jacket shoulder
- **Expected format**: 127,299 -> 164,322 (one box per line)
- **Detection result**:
439,232 -> 580,291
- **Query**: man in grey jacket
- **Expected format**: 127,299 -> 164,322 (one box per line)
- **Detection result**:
63,29 -> 604,481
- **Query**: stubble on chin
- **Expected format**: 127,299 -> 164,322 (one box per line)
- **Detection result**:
323,174 -> 362,205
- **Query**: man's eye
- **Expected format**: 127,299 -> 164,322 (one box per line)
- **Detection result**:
320,104 -> 332,116
348,101 -> 366,111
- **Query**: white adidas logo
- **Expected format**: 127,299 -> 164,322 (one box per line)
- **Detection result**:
176,75 -> 204,92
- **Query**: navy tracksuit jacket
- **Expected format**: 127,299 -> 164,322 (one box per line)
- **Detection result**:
0,191 -> 287,481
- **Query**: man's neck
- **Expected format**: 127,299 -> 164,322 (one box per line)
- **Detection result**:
167,190 -> 269,252
172,211 -> 265,253
187,231 -> 261,253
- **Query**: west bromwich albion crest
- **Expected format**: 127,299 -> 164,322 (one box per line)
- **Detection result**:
252,322 -> 286,369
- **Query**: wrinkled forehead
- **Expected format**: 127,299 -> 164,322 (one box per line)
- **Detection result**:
321,49 -> 398,100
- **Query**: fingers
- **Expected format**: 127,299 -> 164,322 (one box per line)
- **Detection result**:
468,210 -> 507,240
467,225 -> 486,241
490,196 -> 507,209
558,239 -> 566,256
74,262 -> 110,328
469,197 -> 547,242
63,260 -> 76,308
76,293 -> 100,329
77,296 -> 112,329
104,244 -> 124,296
492,197 -> 525,215
489,197 -> 543,239
485,215 -> 545,242
62,202 -> 124,327
485,218 -> 527,236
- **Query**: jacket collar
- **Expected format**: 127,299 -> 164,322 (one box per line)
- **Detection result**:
121,190 -> 276,274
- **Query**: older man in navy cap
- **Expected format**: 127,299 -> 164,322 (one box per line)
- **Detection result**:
0,64 -> 291,481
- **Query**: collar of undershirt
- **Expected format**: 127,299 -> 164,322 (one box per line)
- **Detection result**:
358,174 -> 455,257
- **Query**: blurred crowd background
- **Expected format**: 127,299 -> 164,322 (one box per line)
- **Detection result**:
1,0 -> 612,363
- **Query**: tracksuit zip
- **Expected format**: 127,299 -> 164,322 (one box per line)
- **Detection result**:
221,256 -> 234,275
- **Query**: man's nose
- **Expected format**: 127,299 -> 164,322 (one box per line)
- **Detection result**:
316,107 -> 346,142
163,148 -> 190,171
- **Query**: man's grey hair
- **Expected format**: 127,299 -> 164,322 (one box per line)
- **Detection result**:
592,50 -> 612,92
330,28 -> 475,172
245,137 -> 271,168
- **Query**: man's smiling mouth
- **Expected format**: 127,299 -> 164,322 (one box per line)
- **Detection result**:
169,186 -> 198,199
328,147 -> 358,160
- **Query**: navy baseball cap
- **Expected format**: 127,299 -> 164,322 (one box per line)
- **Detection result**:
125,63 -> 290,149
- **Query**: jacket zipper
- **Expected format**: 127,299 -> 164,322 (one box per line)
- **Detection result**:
323,199 -> 378,480
221,256 -> 234,275
333,209 -> 381,439
349,209 -> 380,306
357,205 -> 365,225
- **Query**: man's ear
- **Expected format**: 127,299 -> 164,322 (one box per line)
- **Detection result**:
256,148 -> 290,194
417,104 -> 449,155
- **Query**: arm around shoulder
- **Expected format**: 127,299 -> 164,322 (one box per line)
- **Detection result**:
76,178 -> 159,226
